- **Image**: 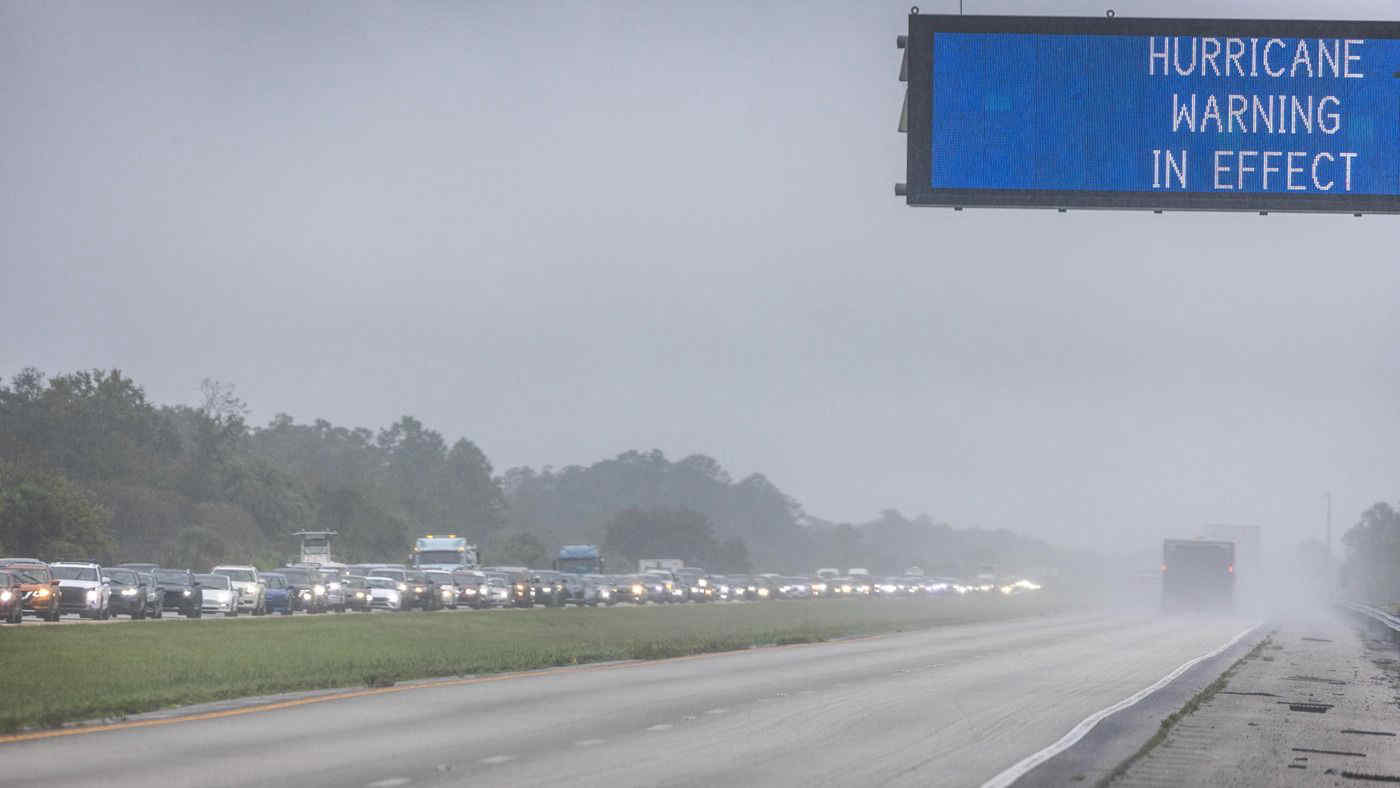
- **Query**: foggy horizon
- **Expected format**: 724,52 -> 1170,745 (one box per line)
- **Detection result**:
6,0 -> 1400,556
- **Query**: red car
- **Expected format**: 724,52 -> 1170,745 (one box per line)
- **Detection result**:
0,569 -> 24,624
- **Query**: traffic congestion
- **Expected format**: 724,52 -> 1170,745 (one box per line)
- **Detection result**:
0,534 -> 1043,624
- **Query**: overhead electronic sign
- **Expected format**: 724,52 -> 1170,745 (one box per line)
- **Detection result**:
898,14 -> 1400,213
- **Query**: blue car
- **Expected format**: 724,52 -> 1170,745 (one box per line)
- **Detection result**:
261,572 -> 294,615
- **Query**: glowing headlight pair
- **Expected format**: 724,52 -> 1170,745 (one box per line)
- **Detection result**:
182,589 -> 192,597
121,587 -> 139,596
300,590 -> 312,599
36,588 -> 51,598
328,582 -> 342,591
313,584 -> 326,596
414,586 -> 425,593
463,587 -> 477,595
631,585 -> 644,595
757,588 -> 770,597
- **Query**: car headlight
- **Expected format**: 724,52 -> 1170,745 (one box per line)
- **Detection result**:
464,587 -> 477,595
121,587 -> 138,597
515,584 -> 525,591
757,587 -> 770,597
355,592 -> 366,599
653,585 -> 662,592
328,582 -> 341,591
313,584 -> 326,596
183,589 -> 192,597
697,578 -> 708,587
300,590 -> 312,599
414,586 -> 425,593
0,590 -> 11,602
396,582 -> 408,592
36,587 -> 51,598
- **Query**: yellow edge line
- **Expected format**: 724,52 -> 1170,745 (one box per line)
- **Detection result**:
0,632 -> 888,745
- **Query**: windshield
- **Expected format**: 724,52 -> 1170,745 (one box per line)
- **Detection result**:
102,569 -> 138,584
197,575 -> 229,589
367,578 -> 396,589
424,572 -> 452,584
416,550 -> 465,565
51,566 -> 99,581
278,569 -> 314,585
263,575 -> 287,589
214,569 -> 255,582
369,569 -> 405,581
155,570 -> 189,584
7,567 -> 49,584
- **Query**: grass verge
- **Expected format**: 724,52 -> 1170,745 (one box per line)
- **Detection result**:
0,594 -> 1060,732
1095,634 -> 1272,787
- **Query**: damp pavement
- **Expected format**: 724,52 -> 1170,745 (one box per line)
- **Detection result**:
2,610 -> 1253,788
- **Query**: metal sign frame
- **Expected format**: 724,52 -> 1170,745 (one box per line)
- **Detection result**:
903,14 -> 1400,213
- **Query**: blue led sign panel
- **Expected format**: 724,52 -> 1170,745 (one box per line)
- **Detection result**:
902,15 -> 1400,213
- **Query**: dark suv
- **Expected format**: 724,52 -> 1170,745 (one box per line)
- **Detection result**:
154,568 -> 203,617
276,566 -> 327,613
101,567 -> 149,619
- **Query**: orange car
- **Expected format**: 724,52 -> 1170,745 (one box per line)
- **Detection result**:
0,559 -> 62,621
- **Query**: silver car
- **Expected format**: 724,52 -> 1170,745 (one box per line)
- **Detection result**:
197,574 -> 238,616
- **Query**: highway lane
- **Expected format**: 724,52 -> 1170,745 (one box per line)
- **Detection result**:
2,611 -> 1254,788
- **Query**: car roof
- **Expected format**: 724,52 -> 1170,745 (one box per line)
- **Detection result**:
50,561 -> 101,567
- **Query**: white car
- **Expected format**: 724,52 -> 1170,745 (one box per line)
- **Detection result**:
367,576 -> 402,611
49,562 -> 111,619
197,574 -> 238,616
210,565 -> 265,614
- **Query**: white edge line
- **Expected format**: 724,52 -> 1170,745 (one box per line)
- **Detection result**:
979,622 -> 1261,788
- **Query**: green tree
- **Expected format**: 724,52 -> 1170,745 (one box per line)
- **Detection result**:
489,531 -> 547,567
1342,502 -> 1400,602
604,507 -> 725,568
0,461 -> 115,561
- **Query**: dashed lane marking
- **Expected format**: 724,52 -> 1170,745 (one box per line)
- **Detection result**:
479,755 -> 514,765
646,724 -> 673,731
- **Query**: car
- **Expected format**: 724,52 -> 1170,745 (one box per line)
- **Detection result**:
642,569 -> 684,603
276,566 -> 327,613
719,574 -> 751,601
211,565 -> 266,614
260,572 -> 294,614
314,566 -> 350,612
116,564 -> 164,618
452,569 -> 489,608
198,574 -> 238,616
137,570 -> 163,617
406,569 -> 440,610
342,575 -> 372,611
484,569 -> 533,608
777,577 -> 812,600
423,570 -> 460,609
49,562 -> 112,619
480,575 -> 513,607
366,567 -> 420,611
674,568 -> 715,602
0,569 -> 25,624
0,559 -> 63,622
100,566 -> 149,619
366,576 -> 403,611
531,570 -> 568,607
569,574 -> 615,606
154,568 -> 203,617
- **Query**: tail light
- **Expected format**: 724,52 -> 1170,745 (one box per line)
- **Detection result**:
1227,564 -> 1234,574
1160,563 -> 1167,573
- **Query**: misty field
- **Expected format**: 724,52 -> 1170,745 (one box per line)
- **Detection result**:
0,594 -> 1059,732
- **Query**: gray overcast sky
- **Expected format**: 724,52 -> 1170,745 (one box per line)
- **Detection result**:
3,0 -> 1399,554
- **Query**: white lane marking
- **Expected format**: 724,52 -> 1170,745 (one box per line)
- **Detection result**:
367,779 -> 411,788
646,723 -> 673,731
480,755 -> 515,765
705,708 -> 728,715
979,623 -> 1261,788
574,738 -> 606,747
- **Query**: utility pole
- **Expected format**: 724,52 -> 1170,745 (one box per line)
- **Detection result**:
1325,491 -> 1332,561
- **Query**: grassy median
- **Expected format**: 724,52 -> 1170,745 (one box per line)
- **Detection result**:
0,594 -> 1060,732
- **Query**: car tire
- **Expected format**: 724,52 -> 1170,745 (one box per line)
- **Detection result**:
281,607 -> 292,616
227,608 -> 238,617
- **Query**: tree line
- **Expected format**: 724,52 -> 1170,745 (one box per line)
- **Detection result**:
0,367 -> 1075,576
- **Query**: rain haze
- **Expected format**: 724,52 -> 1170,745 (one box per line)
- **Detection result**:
4,0 -> 1399,558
